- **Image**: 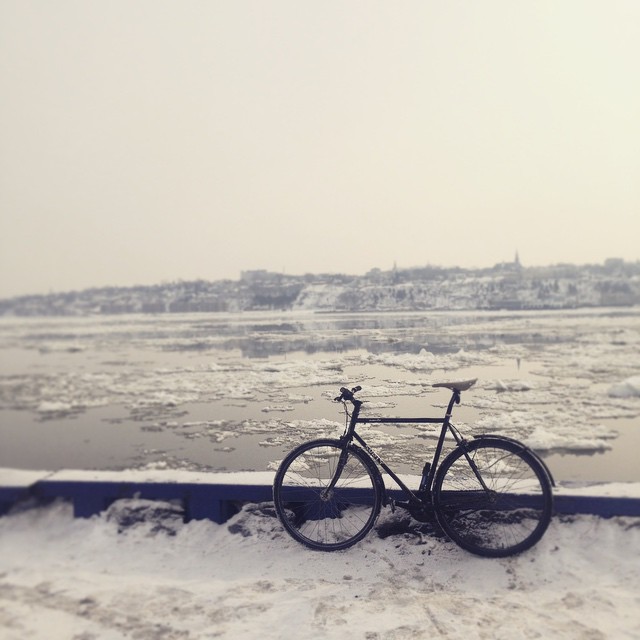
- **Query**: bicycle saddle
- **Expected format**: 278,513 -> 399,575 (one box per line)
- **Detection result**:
432,378 -> 477,392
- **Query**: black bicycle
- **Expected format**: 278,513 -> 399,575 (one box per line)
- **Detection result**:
273,380 -> 554,557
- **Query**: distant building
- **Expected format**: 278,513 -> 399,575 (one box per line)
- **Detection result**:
240,270 -> 282,284
493,251 -> 522,273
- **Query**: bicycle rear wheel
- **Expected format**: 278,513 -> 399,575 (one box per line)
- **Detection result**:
273,438 -> 382,551
433,439 -> 553,557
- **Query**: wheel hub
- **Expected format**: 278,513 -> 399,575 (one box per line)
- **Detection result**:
320,488 -> 334,502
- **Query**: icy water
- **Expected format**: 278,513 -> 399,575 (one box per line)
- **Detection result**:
0,309 -> 639,483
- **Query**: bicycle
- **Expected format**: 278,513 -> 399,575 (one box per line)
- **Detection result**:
273,380 -> 554,557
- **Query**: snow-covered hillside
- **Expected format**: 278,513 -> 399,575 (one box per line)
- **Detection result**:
2,260 -> 639,315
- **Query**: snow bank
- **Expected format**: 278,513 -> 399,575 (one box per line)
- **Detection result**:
0,500 -> 638,639
0,468 -> 276,486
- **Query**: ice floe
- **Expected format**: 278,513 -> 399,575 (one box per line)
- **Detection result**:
608,376 -> 640,398
0,310 -> 639,477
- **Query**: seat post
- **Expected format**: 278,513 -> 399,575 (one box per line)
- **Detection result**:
444,389 -> 460,421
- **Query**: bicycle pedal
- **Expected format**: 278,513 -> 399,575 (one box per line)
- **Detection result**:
389,498 -> 396,513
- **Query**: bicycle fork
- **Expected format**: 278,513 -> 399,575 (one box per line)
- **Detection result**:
321,394 -> 364,500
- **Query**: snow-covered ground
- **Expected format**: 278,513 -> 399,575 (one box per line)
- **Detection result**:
0,498 -> 638,639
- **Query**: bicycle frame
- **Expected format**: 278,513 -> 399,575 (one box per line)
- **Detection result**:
337,388 -> 468,509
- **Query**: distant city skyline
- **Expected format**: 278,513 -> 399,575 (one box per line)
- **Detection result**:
1,2 -> 639,298
3,257 -> 638,317
3,253 -> 637,302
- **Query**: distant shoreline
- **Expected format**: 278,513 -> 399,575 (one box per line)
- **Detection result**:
2,259 -> 639,317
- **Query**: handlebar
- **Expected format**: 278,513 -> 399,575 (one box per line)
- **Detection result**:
334,385 -> 362,403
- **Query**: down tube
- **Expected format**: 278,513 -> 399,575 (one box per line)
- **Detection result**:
352,432 -> 417,500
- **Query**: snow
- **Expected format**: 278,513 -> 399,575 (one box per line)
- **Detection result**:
3,466 -> 640,501
0,467 -> 278,487
0,468 -> 53,488
0,498 -> 638,639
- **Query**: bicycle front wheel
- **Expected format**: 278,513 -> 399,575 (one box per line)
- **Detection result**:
433,439 -> 553,557
273,439 -> 382,551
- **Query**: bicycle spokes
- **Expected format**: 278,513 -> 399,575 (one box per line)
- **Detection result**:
273,440 -> 382,551
434,440 -> 553,557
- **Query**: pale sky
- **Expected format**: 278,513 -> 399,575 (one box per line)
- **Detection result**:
1,1 -> 639,298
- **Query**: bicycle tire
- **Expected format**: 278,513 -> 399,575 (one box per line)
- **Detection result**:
273,438 -> 382,551
433,438 -> 553,557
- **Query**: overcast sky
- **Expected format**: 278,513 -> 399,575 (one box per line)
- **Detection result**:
1,1 -> 638,298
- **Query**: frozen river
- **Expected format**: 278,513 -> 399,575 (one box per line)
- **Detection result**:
0,308 -> 639,482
